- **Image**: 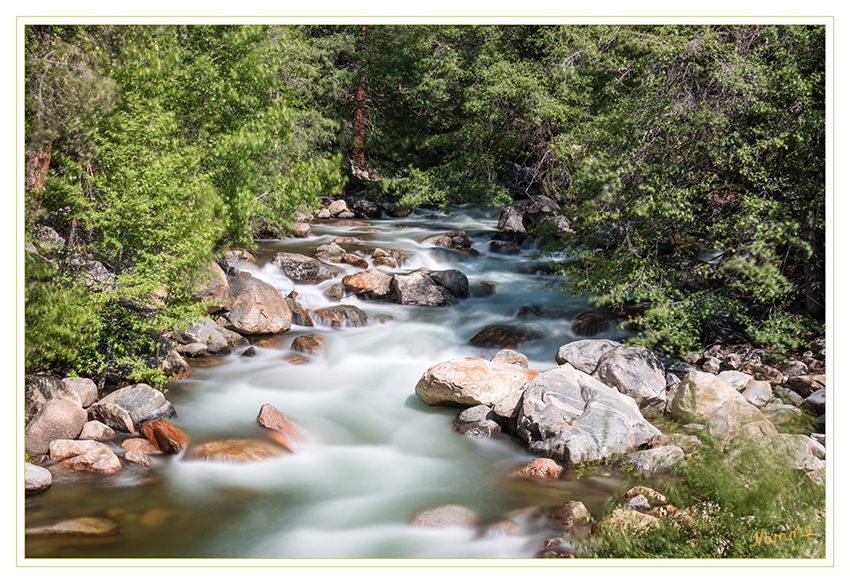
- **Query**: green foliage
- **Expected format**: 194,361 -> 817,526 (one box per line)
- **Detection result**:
24,252 -> 102,371
591,439 -> 825,558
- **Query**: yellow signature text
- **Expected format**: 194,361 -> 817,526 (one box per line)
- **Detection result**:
751,524 -> 815,546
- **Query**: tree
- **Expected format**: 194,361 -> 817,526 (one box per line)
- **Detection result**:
550,25 -> 825,353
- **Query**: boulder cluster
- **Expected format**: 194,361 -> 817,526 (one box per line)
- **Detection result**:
415,338 -> 826,482
25,371 -> 302,496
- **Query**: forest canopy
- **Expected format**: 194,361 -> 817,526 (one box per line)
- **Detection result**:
23,24 -> 826,382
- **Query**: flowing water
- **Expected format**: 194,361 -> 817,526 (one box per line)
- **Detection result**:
25,205 -> 635,561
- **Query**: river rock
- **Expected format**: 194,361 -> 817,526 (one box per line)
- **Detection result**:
285,298 -> 315,327
121,437 -> 155,454
625,445 -> 685,472
774,386 -> 805,407
715,370 -> 753,391
51,442 -> 123,474
769,434 -> 826,468
425,230 -> 474,252
489,240 -> 522,255
176,318 -> 249,354
468,325 -> 540,350
515,364 -> 661,465
598,508 -> 660,534
554,339 -> 620,374
291,334 -> 324,355
311,304 -> 368,327
667,371 -> 746,422
88,383 -> 177,434
760,402 -> 801,425
257,404 -> 303,452
740,380 -> 772,407
428,269 -> 470,299
512,458 -> 564,480
190,261 -> 230,313
49,438 -> 109,460
222,272 -> 292,335
803,389 -> 826,415
787,375 -> 826,397
25,516 -> 121,538
391,269 -> 459,306
177,342 -> 209,357
410,504 -> 478,528
491,349 -> 529,368
570,311 -> 614,337
371,247 -> 403,268
739,363 -> 783,384
224,250 -> 256,269
546,501 -> 592,529
123,450 -> 153,468
26,463 -> 52,495
351,197 -> 381,218
451,405 -> 502,438
25,398 -> 88,456
62,377 -> 98,408
314,243 -> 345,260
25,375 -> 82,420
380,201 -> 412,217
272,252 -> 333,284
592,345 -> 668,418
342,269 -> 393,297
498,205 -> 527,234
322,283 -> 345,302
79,420 -> 116,440
141,419 -> 190,454
415,357 -> 540,417
705,399 -> 777,442
186,438 -> 289,463
327,199 -> 350,216
291,222 -> 311,238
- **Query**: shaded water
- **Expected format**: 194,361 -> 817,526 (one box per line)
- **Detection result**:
26,205 -> 635,560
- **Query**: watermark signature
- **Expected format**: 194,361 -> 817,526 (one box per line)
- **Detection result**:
751,524 -> 816,546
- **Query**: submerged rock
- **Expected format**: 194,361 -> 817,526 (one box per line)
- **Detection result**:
410,504 -> 478,528
468,325 -> 540,350
511,458 -> 564,481
186,439 -> 289,463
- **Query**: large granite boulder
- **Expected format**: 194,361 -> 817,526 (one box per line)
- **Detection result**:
415,357 -> 540,417
271,252 -> 333,284
515,364 -> 661,466
555,339 -> 620,375
592,345 -> 668,418
222,272 -> 292,335
25,398 -> 88,456
190,261 -> 230,313
25,375 -> 82,420
88,383 -> 177,434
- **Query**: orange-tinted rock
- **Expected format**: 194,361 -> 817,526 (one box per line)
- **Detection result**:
546,501 -> 592,529
285,298 -> 315,327
291,334 -> 324,355
512,458 -> 564,480
257,403 -> 304,444
121,437 -> 156,454
186,438 -> 288,463
342,269 -> 392,297
141,419 -> 190,455
284,356 -> 310,365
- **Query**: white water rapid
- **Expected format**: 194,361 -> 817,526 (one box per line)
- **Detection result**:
26,205 -> 634,561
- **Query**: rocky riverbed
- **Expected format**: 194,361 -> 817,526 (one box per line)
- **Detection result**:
24,195 -> 827,559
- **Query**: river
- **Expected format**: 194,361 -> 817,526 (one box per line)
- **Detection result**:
25,204 -> 635,560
